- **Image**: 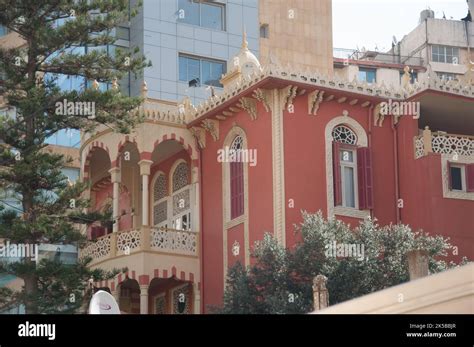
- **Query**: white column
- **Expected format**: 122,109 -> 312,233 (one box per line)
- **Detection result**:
139,284 -> 149,314
191,167 -> 200,232
109,167 -> 121,233
138,160 -> 153,227
112,290 -> 120,307
193,283 -> 201,314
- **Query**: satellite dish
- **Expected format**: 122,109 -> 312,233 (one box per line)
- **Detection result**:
89,290 -> 120,314
392,36 -> 398,45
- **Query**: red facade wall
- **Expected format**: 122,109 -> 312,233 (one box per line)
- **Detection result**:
283,95 -> 398,246
200,102 -> 274,312
197,84 -> 472,310
93,183 -> 132,232
397,117 -> 474,262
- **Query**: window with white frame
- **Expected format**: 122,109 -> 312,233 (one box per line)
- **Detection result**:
448,162 -> 474,192
340,148 -> 357,208
152,173 -> 168,227
332,125 -> 374,210
152,162 -> 192,231
171,161 -> 191,231
431,45 -> 460,64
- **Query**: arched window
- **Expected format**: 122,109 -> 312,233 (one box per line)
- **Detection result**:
152,173 -> 168,227
331,124 -> 372,211
332,125 -> 357,145
170,161 -> 191,230
172,162 -> 189,192
230,136 -> 244,219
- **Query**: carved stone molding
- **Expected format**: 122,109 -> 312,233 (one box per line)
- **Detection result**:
349,99 -> 359,106
252,88 -> 272,112
373,103 -> 385,127
279,85 -> 298,111
337,96 -> 347,104
308,90 -> 325,115
238,97 -> 258,120
167,64 -> 472,124
325,95 -> 335,102
190,126 -> 206,149
201,119 -> 219,141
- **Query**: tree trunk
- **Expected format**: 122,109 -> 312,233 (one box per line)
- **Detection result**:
24,273 -> 38,314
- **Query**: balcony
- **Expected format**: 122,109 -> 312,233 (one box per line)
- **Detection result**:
80,227 -> 199,266
415,127 -> 474,159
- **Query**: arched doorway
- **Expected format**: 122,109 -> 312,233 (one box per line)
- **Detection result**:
148,277 -> 193,314
118,278 -> 140,314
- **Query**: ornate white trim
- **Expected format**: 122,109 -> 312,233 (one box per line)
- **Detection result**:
325,115 -> 369,219
225,214 -> 245,230
279,85 -> 298,112
308,90 -> 325,115
272,89 -> 287,247
201,119 -> 219,141
238,97 -> 258,121
222,126 -> 250,286
334,206 -> 370,219
441,154 -> 474,201
190,126 -> 206,149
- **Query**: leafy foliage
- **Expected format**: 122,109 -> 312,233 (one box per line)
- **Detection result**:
219,211 -> 465,314
0,0 -> 149,313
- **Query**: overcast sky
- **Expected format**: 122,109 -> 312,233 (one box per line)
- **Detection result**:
332,0 -> 470,51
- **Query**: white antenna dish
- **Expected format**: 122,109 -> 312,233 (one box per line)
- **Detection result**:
392,36 -> 398,45
88,290 -> 120,314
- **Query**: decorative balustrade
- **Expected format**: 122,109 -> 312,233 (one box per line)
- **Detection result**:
79,227 -> 198,263
414,126 -> 474,159
80,233 -> 112,261
116,229 -> 142,255
150,228 -> 197,256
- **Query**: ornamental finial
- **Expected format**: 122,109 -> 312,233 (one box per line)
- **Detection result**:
141,80 -> 148,98
242,27 -> 248,50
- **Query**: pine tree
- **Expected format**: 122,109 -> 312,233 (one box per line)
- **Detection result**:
0,0 -> 150,313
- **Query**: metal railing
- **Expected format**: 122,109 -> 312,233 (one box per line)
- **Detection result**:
334,48 -> 424,67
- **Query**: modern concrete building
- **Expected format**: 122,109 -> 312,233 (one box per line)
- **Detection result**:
394,10 -> 473,81
333,8 -> 474,88
130,0 -> 333,105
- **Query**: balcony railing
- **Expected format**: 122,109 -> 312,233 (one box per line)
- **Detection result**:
333,48 -> 424,66
415,127 -> 474,159
80,227 -> 199,264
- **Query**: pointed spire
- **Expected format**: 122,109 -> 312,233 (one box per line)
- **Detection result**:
242,27 -> 248,50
